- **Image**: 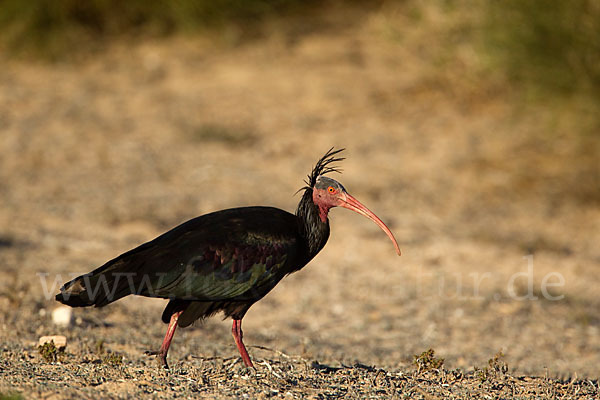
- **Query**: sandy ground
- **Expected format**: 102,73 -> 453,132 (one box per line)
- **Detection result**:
0,4 -> 599,398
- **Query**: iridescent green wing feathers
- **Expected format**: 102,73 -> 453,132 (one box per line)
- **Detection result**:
112,207 -> 301,302
56,207 -> 304,307
151,233 -> 294,301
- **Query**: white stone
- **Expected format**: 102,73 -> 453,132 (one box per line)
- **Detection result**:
38,335 -> 67,350
52,306 -> 73,327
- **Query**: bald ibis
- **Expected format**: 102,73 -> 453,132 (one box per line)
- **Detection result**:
56,148 -> 400,368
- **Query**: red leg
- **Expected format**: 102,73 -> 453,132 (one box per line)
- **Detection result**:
147,310 -> 183,369
231,318 -> 254,368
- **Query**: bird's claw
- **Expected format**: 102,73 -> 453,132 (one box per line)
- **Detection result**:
144,350 -> 169,369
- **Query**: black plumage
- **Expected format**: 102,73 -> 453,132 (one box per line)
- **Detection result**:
56,148 -> 399,368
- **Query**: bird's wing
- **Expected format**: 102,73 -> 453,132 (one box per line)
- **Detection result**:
148,230 -> 298,301
56,207 -> 303,306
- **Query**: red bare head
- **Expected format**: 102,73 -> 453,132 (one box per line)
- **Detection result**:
312,175 -> 401,256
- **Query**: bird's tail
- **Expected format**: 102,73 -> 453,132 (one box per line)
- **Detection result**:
55,257 -> 143,308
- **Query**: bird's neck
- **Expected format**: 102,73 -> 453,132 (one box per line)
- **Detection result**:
296,188 -> 330,258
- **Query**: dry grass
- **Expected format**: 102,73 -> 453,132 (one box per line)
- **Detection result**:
2,349 -> 598,399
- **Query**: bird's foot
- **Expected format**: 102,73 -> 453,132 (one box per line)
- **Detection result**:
144,350 -> 170,370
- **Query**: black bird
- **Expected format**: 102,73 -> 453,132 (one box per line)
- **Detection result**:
56,148 -> 400,368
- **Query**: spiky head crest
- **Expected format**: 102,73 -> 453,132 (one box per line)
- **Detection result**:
296,147 -> 344,257
304,147 -> 345,188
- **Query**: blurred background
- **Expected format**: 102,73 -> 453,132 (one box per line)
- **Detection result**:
0,0 -> 599,381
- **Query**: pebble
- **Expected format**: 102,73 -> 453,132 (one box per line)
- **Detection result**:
38,335 -> 67,350
52,306 -> 73,327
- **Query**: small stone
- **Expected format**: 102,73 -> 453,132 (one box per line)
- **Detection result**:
38,335 -> 67,350
52,306 -> 73,327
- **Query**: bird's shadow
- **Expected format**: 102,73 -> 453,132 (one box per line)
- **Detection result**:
311,360 -> 376,374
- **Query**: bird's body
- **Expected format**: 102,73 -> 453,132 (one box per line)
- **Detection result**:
56,149 -> 399,368
59,203 -> 327,324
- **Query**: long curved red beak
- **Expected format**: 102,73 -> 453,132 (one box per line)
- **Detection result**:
340,193 -> 401,256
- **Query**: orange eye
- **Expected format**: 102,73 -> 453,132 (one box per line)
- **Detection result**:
328,186 -> 335,193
